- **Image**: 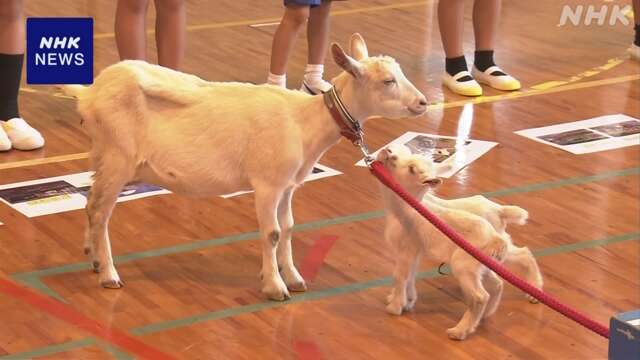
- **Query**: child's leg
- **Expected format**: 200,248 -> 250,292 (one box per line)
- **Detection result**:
302,0 -> 332,93
0,0 -> 44,151
471,0 -> 520,90
438,0 -> 465,60
630,0 -> 640,60
268,3 -> 311,87
154,0 -> 186,70
438,0 -> 482,97
115,0 -> 150,61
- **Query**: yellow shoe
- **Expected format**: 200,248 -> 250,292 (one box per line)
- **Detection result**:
2,118 -> 45,151
472,66 -> 521,91
0,123 -> 11,151
442,71 -> 482,97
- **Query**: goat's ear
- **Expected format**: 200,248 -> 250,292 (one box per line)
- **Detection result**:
332,43 -> 364,78
350,33 -> 369,61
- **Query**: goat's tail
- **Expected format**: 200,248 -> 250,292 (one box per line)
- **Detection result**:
499,205 -> 529,226
59,84 -> 88,99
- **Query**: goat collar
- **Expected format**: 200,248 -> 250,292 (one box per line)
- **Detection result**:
323,86 -> 363,145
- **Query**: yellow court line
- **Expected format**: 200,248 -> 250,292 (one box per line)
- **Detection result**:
531,55 -> 629,91
93,1 -> 431,39
5,73 -> 639,171
0,152 -> 89,171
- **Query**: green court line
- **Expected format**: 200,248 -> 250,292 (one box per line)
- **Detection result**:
4,232 -> 638,358
0,338 -> 96,360
482,167 -> 640,198
98,342 -> 135,360
130,231 -> 640,335
11,166 -> 639,282
2,167 -> 638,358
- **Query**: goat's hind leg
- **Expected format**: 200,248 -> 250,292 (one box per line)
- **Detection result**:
447,251 -> 490,340
504,245 -> 543,303
86,157 -> 134,288
482,271 -> 504,318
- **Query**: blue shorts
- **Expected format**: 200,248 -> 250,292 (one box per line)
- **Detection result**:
284,0 -> 323,7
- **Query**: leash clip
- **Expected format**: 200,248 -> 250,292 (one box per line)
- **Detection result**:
354,135 -> 374,167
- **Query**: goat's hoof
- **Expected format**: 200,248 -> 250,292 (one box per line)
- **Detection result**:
385,290 -> 395,305
386,302 -> 404,316
265,290 -> 291,301
100,279 -> 124,289
287,281 -> 307,292
446,327 -> 469,341
526,294 -> 539,304
262,281 -> 291,301
403,298 -> 417,312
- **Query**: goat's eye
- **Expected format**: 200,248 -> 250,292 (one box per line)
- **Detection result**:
383,79 -> 396,86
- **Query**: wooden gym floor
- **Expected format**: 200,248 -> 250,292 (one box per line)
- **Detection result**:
0,0 -> 639,359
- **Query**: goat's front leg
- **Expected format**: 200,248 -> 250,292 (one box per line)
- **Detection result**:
86,171 -> 128,288
447,251 -> 489,340
405,251 -> 422,311
386,244 -> 415,315
255,187 -> 290,301
276,187 -> 306,292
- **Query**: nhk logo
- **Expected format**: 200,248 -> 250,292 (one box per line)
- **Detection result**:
27,18 -> 93,84
557,4 -> 632,27
36,36 -> 85,66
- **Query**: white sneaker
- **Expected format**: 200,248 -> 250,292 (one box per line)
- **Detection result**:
2,118 -> 45,151
472,65 -> 521,91
0,125 -> 11,151
300,80 -> 332,95
442,70 -> 482,97
629,44 -> 640,61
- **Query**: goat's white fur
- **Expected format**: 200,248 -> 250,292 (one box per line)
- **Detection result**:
378,145 -> 543,340
63,34 -> 427,301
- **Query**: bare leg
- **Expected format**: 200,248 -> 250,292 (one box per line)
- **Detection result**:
276,187 -> 306,292
447,250 -> 489,340
115,0 -> 149,61
307,1 -> 331,65
269,5 -> 310,76
154,0 -> 185,69
254,186 -> 289,301
438,0 -> 465,58
0,0 -> 24,54
473,0 -> 501,51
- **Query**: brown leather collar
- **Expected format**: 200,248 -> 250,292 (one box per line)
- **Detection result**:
323,86 -> 363,144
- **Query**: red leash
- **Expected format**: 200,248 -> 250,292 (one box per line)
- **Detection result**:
369,160 -> 610,339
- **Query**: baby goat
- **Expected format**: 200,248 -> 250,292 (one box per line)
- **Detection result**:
63,34 -> 427,301
378,145 -> 543,340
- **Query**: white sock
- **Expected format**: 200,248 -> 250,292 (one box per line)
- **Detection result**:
267,72 -> 286,88
303,64 -> 326,87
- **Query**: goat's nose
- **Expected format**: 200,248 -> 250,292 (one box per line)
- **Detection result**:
419,98 -> 427,106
